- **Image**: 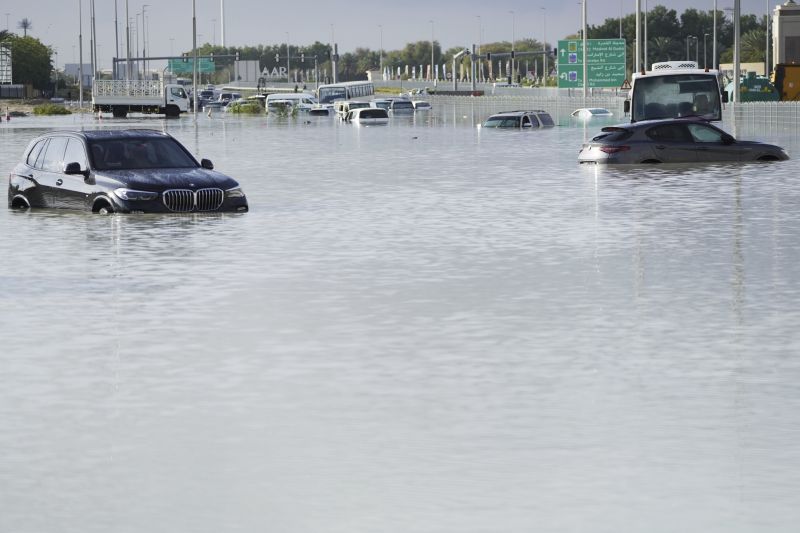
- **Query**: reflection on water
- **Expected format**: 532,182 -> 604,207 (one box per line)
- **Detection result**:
1,108 -> 799,533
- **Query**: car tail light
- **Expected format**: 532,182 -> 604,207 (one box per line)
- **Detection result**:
599,145 -> 631,154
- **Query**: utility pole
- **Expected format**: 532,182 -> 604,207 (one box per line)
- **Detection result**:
78,0 -> 83,107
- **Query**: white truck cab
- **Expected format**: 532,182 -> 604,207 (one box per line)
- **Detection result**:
625,61 -> 727,122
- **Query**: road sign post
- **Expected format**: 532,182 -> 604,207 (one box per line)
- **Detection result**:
557,39 -> 626,89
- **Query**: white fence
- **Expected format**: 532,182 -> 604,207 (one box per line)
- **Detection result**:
430,94 -> 800,131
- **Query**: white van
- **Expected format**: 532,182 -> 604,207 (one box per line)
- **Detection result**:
333,100 -> 371,119
265,93 -> 318,112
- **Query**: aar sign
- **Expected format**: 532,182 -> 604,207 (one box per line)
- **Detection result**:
557,39 -> 626,89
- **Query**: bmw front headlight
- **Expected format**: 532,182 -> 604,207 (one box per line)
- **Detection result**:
114,188 -> 159,201
225,186 -> 245,198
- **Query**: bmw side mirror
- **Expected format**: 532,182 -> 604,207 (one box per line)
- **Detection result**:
200,158 -> 214,170
721,91 -> 729,104
623,100 -> 631,114
64,161 -> 89,178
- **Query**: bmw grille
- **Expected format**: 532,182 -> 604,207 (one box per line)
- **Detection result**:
162,188 -> 224,212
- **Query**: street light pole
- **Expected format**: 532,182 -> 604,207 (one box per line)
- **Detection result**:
78,0 -> 83,107
704,33 -> 710,69
713,0 -> 718,70
644,0 -> 648,70
765,0 -> 770,77
142,4 -> 149,77
286,32 -> 291,85
192,0 -> 197,116
476,15 -> 483,82
430,20 -> 435,86
541,7 -> 547,85
582,0 -> 588,98
379,24 -> 383,78
125,0 -> 130,79
509,10 -> 515,83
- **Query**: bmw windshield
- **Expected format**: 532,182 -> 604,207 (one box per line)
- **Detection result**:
88,138 -> 198,171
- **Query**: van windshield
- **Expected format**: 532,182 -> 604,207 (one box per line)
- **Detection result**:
632,73 -> 721,122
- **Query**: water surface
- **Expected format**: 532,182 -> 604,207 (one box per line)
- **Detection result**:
1,108 -> 799,532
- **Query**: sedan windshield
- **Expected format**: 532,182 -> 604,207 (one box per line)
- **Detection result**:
89,138 -> 198,170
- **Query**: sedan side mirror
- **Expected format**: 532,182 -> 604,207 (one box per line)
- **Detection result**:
64,161 -> 89,178
623,100 -> 631,114
200,158 -> 214,170
721,91 -> 729,104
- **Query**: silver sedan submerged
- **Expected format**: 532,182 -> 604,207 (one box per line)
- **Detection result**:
578,118 -> 789,164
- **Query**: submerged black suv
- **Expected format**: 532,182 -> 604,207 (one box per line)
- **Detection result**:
8,129 -> 248,214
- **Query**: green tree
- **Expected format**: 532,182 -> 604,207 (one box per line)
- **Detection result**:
649,36 -> 682,62
8,35 -> 52,90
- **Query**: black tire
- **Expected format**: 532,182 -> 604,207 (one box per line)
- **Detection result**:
96,204 -> 114,215
112,107 -> 127,118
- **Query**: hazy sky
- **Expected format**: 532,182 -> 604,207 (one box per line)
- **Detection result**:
3,0 -> 777,67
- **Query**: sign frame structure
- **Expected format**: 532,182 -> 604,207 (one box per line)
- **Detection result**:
557,39 -> 626,89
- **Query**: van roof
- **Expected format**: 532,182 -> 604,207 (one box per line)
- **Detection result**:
267,93 -> 315,99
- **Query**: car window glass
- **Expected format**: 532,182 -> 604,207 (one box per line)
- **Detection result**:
27,140 -> 46,167
646,124 -> 693,142
42,136 -> 68,172
521,116 -> 531,127
687,123 -> 725,143
538,114 -> 555,126
63,139 -> 88,169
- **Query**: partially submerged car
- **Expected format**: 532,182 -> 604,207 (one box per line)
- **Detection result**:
482,110 -> 555,129
571,107 -> 613,119
344,107 -> 389,125
8,129 -> 249,213
578,118 -> 789,164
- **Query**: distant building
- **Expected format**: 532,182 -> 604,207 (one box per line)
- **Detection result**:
773,0 -> 800,66
719,62 -> 765,80
63,63 -> 93,87
0,43 -> 11,84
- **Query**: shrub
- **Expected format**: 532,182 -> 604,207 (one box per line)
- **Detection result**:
226,101 -> 263,114
33,103 -> 72,115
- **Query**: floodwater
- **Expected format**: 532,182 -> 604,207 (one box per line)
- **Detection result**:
1,106 -> 799,533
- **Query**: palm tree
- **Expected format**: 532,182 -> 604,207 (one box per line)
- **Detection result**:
0,30 -> 11,42
649,36 -> 681,63
741,28 -> 766,63
17,18 -> 32,37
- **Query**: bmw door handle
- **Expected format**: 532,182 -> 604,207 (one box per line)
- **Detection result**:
56,178 -> 63,186
655,145 -> 666,150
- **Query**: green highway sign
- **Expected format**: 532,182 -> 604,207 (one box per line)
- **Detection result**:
557,39 -> 626,89
168,58 -> 216,74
